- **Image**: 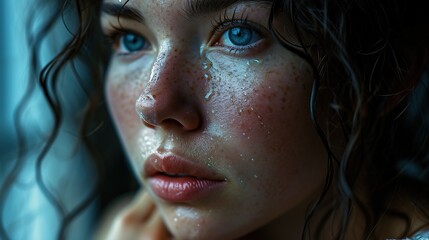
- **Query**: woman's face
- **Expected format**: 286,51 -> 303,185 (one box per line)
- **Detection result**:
102,0 -> 326,238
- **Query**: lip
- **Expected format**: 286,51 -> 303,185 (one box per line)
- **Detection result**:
143,152 -> 226,202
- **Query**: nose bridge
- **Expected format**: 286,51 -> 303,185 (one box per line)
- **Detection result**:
147,42 -> 182,93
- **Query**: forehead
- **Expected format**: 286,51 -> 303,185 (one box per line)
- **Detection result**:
101,0 -> 273,19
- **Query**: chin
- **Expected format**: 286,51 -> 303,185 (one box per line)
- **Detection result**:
163,213 -> 260,240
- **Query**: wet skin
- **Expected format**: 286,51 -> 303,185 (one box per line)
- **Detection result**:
101,0 -> 327,238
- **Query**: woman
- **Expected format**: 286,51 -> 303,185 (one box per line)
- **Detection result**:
9,0 -> 429,239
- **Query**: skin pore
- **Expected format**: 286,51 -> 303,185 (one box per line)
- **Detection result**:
101,0 -> 328,239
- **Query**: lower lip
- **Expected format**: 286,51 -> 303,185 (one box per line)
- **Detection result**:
148,174 -> 225,202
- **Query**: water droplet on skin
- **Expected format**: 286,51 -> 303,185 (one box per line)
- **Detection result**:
204,87 -> 214,100
246,59 -> 262,66
254,174 -> 258,179
251,158 -> 255,162
204,73 -> 212,81
202,60 -> 213,70
211,110 -> 215,114
242,132 -> 246,136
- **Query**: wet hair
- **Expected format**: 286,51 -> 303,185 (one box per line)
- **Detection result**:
269,0 -> 429,238
0,1 -> 125,239
2,0 -> 428,239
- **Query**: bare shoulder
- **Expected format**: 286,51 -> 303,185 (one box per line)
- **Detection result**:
93,194 -> 134,240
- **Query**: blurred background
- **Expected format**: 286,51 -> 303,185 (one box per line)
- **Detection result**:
0,1 -> 137,239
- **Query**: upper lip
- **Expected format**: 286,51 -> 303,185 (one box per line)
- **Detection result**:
143,152 -> 225,181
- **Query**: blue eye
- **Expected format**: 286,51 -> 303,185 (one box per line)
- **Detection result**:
219,26 -> 263,47
119,32 -> 149,53
228,27 -> 253,45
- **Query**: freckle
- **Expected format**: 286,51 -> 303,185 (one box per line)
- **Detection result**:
268,106 -> 273,113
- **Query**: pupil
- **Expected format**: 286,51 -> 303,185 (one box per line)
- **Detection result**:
229,27 -> 252,46
124,33 -> 144,51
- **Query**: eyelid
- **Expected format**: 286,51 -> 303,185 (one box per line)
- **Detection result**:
208,19 -> 270,56
103,24 -> 152,58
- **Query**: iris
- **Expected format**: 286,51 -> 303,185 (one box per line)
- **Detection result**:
228,27 -> 253,46
121,33 -> 147,52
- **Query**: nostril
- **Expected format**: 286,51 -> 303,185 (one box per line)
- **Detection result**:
161,118 -> 186,129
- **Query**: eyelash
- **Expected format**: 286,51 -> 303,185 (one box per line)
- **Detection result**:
104,26 -> 150,57
210,11 -> 267,55
103,11 -> 267,57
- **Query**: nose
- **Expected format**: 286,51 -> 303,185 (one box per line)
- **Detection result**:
135,46 -> 201,131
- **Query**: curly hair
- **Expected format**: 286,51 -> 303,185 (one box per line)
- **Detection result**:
272,0 -> 429,238
2,0 -> 428,239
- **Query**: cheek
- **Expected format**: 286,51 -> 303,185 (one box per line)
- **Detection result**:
218,60 -> 312,152
105,67 -> 150,154
107,71 -> 142,131
212,58 -> 323,194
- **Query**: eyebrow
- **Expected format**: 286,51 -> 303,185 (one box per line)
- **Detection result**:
101,2 -> 145,23
184,0 -> 273,18
101,0 -> 272,22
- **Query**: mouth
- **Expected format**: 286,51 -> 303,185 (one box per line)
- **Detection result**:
143,152 -> 226,203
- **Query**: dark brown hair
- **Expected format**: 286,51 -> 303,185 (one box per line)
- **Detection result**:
271,0 -> 429,238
